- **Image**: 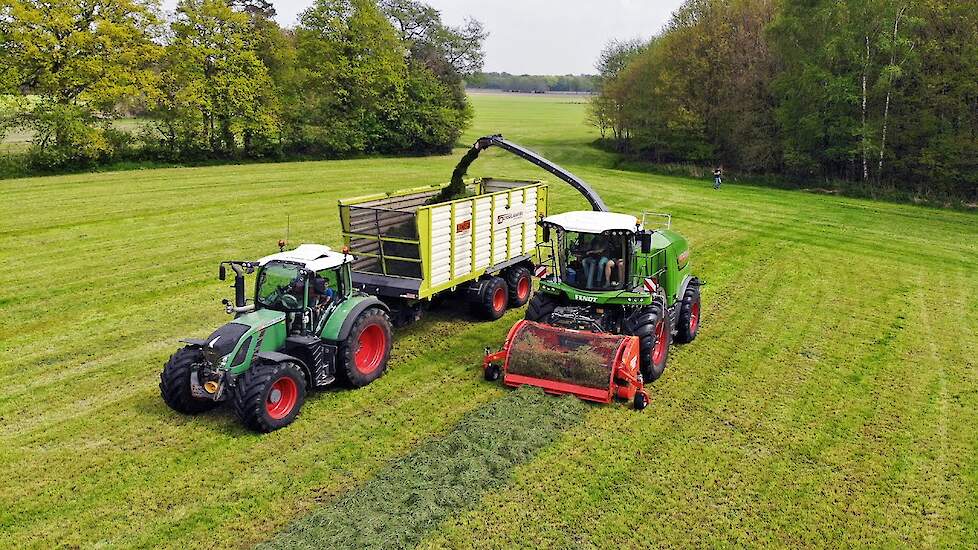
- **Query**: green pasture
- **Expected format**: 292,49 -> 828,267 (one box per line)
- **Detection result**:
1,92 -> 976,548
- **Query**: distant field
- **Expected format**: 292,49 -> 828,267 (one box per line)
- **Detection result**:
0,116 -> 151,153
2,93 -> 977,548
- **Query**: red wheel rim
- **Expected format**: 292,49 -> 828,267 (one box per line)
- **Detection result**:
492,287 -> 507,312
652,320 -> 668,365
266,376 -> 298,420
355,323 -> 387,375
517,276 -> 530,301
689,302 -> 700,333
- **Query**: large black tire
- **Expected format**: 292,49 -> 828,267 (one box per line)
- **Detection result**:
232,361 -> 307,433
476,277 -> 509,320
338,308 -> 393,387
160,347 -> 220,414
524,292 -> 558,323
505,266 -> 533,307
623,300 -> 671,382
674,281 -> 701,344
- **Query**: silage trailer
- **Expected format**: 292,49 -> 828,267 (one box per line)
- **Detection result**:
339,177 -> 548,323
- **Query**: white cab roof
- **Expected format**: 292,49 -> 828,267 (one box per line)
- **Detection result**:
258,244 -> 349,272
542,211 -> 640,233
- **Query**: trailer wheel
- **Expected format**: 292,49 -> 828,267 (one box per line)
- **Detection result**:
160,347 -> 220,414
339,308 -> 393,387
524,292 -> 558,323
477,277 -> 509,320
674,281 -> 701,344
505,266 -> 533,307
232,361 -> 306,432
624,300 -> 671,382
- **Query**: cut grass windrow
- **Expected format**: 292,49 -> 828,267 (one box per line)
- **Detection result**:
261,387 -> 587,550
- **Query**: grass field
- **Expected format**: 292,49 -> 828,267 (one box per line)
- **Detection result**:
2,92 -> 977,548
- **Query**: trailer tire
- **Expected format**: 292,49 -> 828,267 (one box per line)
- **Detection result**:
232,361 -> 306,432
624,301 -> 671,382
477,277 -> 509,320
524,292 -> 558,323
338,308 -> 393,387
674,281 -> 701,344
160,347 -> 220,414
504,266 -> 533,307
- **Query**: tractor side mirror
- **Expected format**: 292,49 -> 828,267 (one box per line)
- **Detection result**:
542,226 -> 551,242
639,233 -> 653,254
219,264 -> 227,281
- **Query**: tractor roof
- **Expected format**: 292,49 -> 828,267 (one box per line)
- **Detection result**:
542,211 -> 640,234
258,244 -> 349,272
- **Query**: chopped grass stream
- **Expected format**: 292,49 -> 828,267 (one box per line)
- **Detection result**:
261,387 -> 587,549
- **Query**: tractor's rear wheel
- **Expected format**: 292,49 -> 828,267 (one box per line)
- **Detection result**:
524,292 -> 558,323
232,361 -> 307,432
339,308 -> 393,387
674,281 -> 701,344
624,300 -> 671,382
505,266 -> 533,307
476,277 -> 509,320
160,347 -> 220,415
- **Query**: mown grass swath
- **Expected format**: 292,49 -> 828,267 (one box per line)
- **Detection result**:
1,93 -> 976,547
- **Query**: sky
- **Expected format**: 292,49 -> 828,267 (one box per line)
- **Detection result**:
164,0 -> 685,75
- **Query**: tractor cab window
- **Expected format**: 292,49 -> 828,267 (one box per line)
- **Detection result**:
256,262 -> 307,311
561,231 -> 627,291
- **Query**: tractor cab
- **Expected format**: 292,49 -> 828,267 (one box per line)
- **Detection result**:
254,244 -> 353,333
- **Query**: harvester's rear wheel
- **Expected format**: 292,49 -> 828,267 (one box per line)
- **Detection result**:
674,281 -> 701,344
524,292 -> 558,323
232,361 -> 307,432
339,308 -> 393,387
160,347 -> 220,414
477,277 -> 509,320
624,300 -> 671,382
505,266 -> 533,307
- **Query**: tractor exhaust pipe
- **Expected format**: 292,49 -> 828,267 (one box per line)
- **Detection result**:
231,265 -> 247,308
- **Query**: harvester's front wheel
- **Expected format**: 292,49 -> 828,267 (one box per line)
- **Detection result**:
505,266 -> 533,307
624,301 -> 671,382
232,361 -> 307,432
339,308 -> 393,387
160,347 -> 220,415
524,292 -> 558,323
674,281 -> 701,344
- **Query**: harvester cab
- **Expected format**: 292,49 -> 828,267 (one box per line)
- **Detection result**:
160,244 -> 393,432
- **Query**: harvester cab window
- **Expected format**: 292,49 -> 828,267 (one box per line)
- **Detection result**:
562,232 -> 626,291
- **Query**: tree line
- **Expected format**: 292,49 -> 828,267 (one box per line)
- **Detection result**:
589,0 -> 978,202
0,0 -> 486,173
467,72 -> 597,94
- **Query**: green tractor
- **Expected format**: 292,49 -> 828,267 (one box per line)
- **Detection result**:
159,244 -> 393,432
525,210 -> 702,387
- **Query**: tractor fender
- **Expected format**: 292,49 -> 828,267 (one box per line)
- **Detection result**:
322,296 -> 390,342
255,351 -> 312,386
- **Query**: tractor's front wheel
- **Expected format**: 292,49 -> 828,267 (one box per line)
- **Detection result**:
232,361 -> 307,432
674,281 -> 701,344
160,347 -> 220,415
339,308 -> 393,387
624,301 -> 671,382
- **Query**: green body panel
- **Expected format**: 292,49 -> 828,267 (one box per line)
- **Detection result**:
542,227 -> 692,308
223,309 -> 288,375
318,294 -> 376,341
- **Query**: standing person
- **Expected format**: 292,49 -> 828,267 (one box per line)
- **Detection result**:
713,166 -> 723,189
